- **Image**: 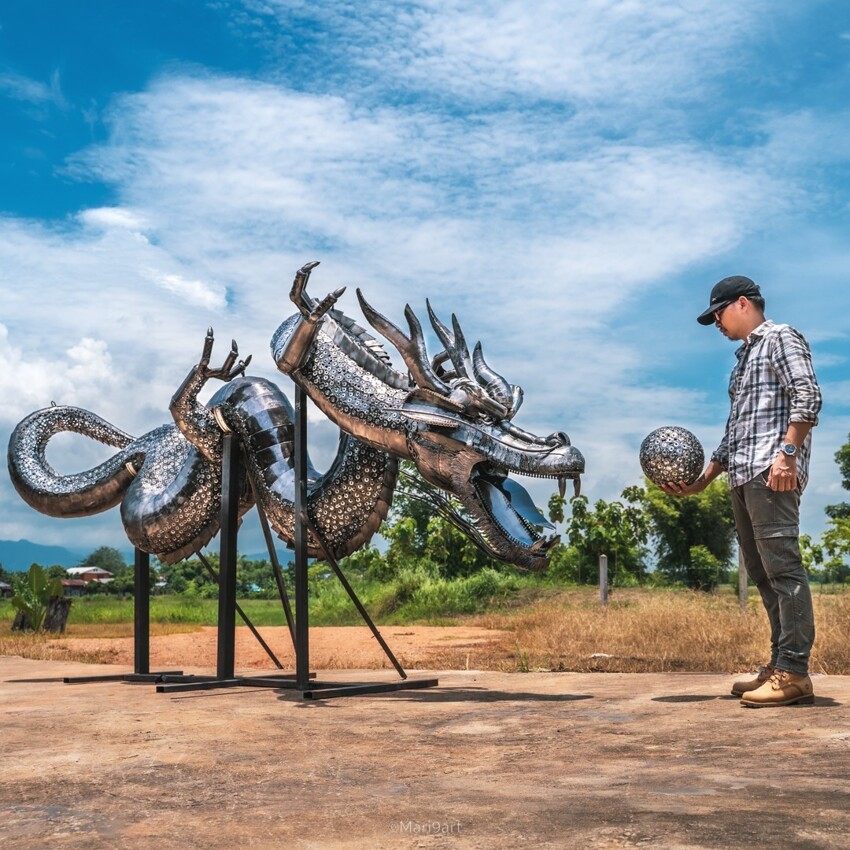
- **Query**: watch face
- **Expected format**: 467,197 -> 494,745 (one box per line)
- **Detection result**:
782,443 -> 797,456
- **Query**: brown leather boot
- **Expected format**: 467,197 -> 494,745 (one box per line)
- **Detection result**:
730,664 -> 774,697
740,670 -> 814,707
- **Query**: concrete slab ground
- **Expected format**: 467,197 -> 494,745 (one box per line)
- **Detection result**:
2,657 -> 849,849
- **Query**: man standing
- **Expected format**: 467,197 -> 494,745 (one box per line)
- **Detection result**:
663,275 -> 822,707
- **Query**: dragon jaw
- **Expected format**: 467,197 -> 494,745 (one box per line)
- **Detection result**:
398,400 -> 585,570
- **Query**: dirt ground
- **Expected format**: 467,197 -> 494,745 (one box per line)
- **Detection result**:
50,624 -> 514,671
3,633 -> 850,849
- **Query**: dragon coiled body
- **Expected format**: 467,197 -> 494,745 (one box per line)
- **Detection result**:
8,263 -> 584,570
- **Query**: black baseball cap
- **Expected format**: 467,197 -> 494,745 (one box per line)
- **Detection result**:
697,275 -> 762,325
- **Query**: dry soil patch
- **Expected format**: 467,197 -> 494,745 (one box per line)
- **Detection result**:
2,653 -> 850,849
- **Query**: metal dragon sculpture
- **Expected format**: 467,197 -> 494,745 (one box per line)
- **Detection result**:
8,262 -> 584,570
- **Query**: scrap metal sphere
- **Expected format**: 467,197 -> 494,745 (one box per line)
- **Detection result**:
639,426 -> 704,486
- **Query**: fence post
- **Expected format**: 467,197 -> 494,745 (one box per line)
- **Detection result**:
599,553 -> 608,607
737,547 -> 748,611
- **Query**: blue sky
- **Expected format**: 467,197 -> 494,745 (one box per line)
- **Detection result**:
1,1 -> 849,558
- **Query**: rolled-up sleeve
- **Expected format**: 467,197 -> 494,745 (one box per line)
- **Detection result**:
711,423 -> 730,470
773,328 -> 822,425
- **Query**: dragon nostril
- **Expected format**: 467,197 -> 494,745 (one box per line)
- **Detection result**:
547,432 -> 570,447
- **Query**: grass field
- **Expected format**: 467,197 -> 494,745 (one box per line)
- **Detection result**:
3,585 -> 850,673
477,587 -> 850,674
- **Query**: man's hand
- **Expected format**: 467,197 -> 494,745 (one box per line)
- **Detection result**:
767,453 -> 798,492
659,475 -> 709,497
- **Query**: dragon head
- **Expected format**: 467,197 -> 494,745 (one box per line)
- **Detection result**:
357,291 -> 585,570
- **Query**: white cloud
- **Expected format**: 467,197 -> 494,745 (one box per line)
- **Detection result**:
399,0 -> 766,104
0,69 -> 67,109
2,0 -> 848,551
150,271 -> 228,310
58,73 -> 783,338
0,324 -> 74,423
249,0 -> 772,108
0,72 -> 53,104
0,326 -> 118,428
79,207 -> 149,231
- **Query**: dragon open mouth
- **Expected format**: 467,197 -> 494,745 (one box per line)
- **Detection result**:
472,464 -> 577,558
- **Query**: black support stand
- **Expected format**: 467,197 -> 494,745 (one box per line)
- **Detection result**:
158,387 -> 437,699
134,548 -> 150,675
65,387 -> 437,701
154,434 -> 307,695
270,386 -> 438,700
62,549 -> 184,685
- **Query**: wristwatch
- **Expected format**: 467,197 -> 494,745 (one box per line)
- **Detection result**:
781,443 -> 797,457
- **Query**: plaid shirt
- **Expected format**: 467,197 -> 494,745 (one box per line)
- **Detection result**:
711,320 -> 822,491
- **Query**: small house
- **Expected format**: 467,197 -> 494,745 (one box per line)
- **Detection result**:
60,579 -> 88,598
66,566 -> 114,584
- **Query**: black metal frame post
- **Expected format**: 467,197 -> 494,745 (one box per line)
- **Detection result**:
248,477 -> 297,651
195,551 -> 285,669
275,387 -> 438,700
134,549 -> 150,675
294,384 -> 311,690
155,434 -> 306,694
63,548 -> 183,684
301,510 -> 407,679
217,433 -> 239,680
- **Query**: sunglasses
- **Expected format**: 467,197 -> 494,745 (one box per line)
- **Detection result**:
713,299 -> 737,322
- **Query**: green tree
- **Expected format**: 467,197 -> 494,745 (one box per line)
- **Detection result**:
378,462 -> 504,579
827,433 -> 850,516
821,434 -> 850,579
542,542 -> 583,584
158,555 -> 216,595
235,555 -> 282,597
800,533 -> 824,572
339,544 -> 384,579
80,546 -> 129,575
822,517 -> 850,584
46,565 -> 68,580
422,512 -> 500,579
553,489 -> 650,585
638,477 -> 736,590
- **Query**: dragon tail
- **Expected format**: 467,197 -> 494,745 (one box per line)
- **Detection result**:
7,405 -> 139,519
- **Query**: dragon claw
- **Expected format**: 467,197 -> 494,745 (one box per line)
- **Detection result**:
291,259 -> 321,316
197,332 -> 251,382
234,354 -> 252,377
200,328 -> 215,367
289,260 -> 345,324
310,286 -> 346,322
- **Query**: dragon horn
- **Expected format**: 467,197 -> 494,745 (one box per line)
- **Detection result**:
450,313 -> 476,380
510,384 -> 524,418
426,300 -> 474,380
426,299 -> 455,350
356,290 -> 450,394
472,341 -> 513,408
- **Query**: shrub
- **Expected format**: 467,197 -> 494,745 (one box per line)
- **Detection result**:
11,564 -> 64,631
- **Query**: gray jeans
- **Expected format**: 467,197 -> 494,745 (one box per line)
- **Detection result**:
730,471 -> 815,675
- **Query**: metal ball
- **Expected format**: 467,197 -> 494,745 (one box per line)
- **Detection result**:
639,426 -> 704,486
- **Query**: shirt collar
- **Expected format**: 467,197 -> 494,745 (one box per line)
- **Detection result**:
736,319 -> 774,358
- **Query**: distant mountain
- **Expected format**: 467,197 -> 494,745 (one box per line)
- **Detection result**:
0,539 -> 296,574
0,539 -> 88,573
243,549 -> 295,566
